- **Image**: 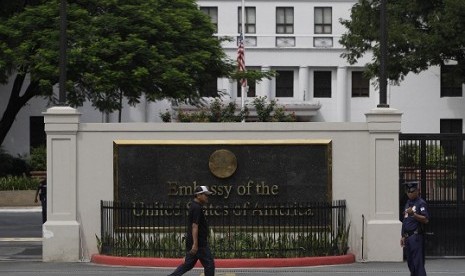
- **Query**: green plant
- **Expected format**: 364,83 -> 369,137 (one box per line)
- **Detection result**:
161,97 -> 296,123
29,146 -> 46,171
159,110 -> 172,122
333,222 -> 351,255
0,175 -> 40,191
399,143 -> 453,169
96,230 -> 342,258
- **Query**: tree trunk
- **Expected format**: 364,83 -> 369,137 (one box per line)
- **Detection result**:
0,74 -> 39,147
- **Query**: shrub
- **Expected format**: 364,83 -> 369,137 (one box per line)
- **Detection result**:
161,97 -> 295,122
0,176 -> 40,191
29,146 -> 46,171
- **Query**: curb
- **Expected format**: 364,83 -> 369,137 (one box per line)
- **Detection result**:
0,206 -> 41,212
91,253 -> 355,268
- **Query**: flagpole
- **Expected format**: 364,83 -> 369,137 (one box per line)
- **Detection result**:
240,0 -> 246,120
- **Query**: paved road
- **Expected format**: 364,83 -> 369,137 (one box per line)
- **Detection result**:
0,208 -> 464,275
0,259 -> 464,276
0,208 -> 42,261
0,208 -> 42,238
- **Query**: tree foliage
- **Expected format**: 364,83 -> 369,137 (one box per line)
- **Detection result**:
340,0 -> 465,83
0,0 -> 240,145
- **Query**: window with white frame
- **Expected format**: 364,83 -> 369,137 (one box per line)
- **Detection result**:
238,7 -> 256,34
276,7 -> 295,47
200,7 -> 218,32
276,70 -> 294,97
276,7 -> 294,34
314,7 -> 332,47
351,71 -> 369,97
314,71 -> 332,98
238,7 -> 257,46
314,7 -> 332,34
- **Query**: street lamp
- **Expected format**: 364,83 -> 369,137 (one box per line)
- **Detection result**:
378,0 -> 389,108
58,0 -> 67,105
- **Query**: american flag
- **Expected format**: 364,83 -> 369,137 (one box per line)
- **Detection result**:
237,34 -> 247,87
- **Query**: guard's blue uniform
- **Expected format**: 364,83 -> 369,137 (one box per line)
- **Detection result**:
402,196 -> 429,276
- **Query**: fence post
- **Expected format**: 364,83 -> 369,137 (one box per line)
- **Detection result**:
365,108 -> 403,262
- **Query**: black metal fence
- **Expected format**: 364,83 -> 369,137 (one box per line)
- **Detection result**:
424,203 -> 465,256
400,133 -> 465,256
99,200 -> 347,258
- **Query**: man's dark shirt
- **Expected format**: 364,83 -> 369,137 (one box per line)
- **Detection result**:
402,196 -> 429,234
186,200 -> 209,249
37,182 -> 47,202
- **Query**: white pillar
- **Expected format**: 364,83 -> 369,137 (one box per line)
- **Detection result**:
336,66 -> 348,122
299,66 -> 310,101
127,95 -> 147,122
261,66 -> 272,99
365,108 -> 403,262
43,106 -> 81,262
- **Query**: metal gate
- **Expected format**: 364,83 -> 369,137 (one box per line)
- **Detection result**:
399,134 -> 465,256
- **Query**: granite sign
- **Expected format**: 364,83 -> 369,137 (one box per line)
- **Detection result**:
114,139 -> 332,209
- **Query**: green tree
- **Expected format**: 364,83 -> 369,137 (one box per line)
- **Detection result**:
0,0 -> 236,146
340,0 -> 465,83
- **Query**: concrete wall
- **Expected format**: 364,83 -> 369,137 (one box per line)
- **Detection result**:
43,106 -> 403,263
0,190 -> 40,207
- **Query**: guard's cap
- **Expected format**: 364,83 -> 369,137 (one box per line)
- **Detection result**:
194,186 -> 213,195
404,182 -> 418,192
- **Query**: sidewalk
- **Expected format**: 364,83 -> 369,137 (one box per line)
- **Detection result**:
0,258 -> 464,276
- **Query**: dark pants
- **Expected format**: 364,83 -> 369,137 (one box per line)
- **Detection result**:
40,199 -> 47,223
168,247 -> 215,276
405,234 -> 427,276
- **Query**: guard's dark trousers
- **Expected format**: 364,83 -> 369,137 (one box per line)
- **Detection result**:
405,234 -> 427,276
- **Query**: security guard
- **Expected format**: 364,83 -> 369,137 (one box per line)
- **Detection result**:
401,182 -> 429,276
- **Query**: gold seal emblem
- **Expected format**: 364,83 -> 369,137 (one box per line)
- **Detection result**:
209,149 -> 237,178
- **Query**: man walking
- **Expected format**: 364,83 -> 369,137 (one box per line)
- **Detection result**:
34,178 -> 47,223
401,182 -> 429,276
168,186 -> 215,276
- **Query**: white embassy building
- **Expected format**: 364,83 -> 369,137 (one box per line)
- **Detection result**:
2,0 -> 465,156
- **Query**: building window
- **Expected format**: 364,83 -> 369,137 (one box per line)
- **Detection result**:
201,78 -> 218,97
30,116 -> 45,150
440,119 -> 462,134
237,69 -> 256,97
238,7 -> 256,34
314,7 -> 332,34
440,119 -> 462,155
276,7 -> 294,34
441,65 -> 463,97
352,71 -> 369,97
276,70 -> 294,97
314,71 -> 332,98
237,81 -> 256,97
200,7 -> 218,32
276,7 -> 294,47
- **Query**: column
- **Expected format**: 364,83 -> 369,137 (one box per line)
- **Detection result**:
365,108 -> 403,262
336,66 -> 348,122
299,66 -> 310,101
261,66 -> 272,99
127,94 -> 147,122
43,106 -> 81,262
